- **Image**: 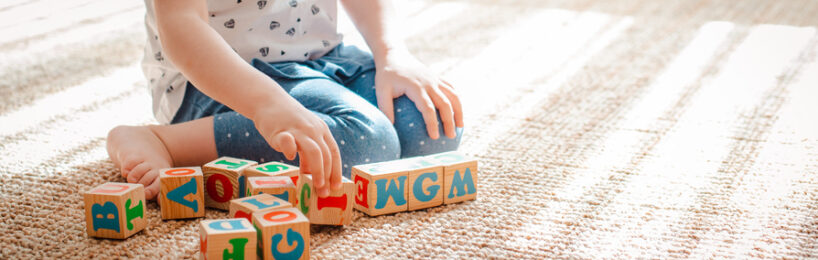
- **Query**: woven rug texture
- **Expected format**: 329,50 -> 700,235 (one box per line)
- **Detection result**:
1,0 -> 818,258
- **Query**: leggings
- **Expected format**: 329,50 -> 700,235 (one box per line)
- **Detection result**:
171,44 -> 463,178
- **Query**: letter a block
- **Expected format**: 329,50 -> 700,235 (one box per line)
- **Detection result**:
405,157 -> 444,211
243,161 -> 300,188
229,194 -> 291,223
426,151 -> 478,204
200,218 -> 257,260
83,182 -> 146,239
253,208 -> 310,260
351,161 -> 409,216
296,174 -> 353,225
159,167 -> 205,220
203,157 -> 258,210
246,176 -> 296,205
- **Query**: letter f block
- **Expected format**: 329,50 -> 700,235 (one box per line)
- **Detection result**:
159,167 -> 205,219
83,182 -> 146,239
200,218 -> 257,260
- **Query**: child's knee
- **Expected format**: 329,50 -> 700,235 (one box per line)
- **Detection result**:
335,112 -> 401,177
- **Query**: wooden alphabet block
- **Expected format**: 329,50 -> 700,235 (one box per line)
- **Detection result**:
351,160 -> 410,216
295,174 -> 353,225
405,157 -> 445,210
252,208 -> 310,260
425,151 -> 478,204
246,176 -> 297,205
243,161 -> 300,188
199,218 -> 258,260
159,167 -> 205,220
203,157 -> 258,210
229,194 -> 291,223
83,182 -> 146,239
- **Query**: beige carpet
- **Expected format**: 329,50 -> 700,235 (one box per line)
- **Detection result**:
2,0 -> 818,258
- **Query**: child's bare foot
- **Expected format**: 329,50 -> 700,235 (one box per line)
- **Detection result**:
106,125 -> 173,200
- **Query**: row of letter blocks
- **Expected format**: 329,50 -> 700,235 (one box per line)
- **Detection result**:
352,151 -> 478,216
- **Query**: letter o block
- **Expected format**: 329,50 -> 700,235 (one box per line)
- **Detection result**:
252,208 -> 310,260
351,161 -> 409,216
296,174 -> 353,225
203,157 -> 258,210
405,157 -> 444,211
200,218 -> 258,260
426,151 -> 479,204
83,182 -> 146,239
229,194 -> 291,223
243,161 -> 300,188
246,176 -> 296,205
159,167 -> 205,220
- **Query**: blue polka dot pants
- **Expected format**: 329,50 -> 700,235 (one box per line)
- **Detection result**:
170,44 -> 463,178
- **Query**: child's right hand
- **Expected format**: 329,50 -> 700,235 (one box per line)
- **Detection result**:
252,100 -> 342,198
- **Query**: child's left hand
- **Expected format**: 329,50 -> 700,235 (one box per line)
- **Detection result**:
374,48 -> 464,139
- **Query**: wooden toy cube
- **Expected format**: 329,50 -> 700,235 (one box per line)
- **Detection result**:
159,167 -> 205,220
351,160 -> 410,216
229,194 -> 292,223
200,218 -> 258,260
243,161 -> 300,188
203,157 -> 258,210
83,182 -> 147,239
404,157 -> 445,211
252,208 -> 310,260
425,151 -> 478,204
246,176 -> 297,205
295,174 -> 353,225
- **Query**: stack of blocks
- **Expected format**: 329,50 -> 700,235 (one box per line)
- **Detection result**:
83,182 -> 147,239
352,151 -> 478,216
203,157 -> 258,210
246,176 -> 297,205
159,167 -> 205,219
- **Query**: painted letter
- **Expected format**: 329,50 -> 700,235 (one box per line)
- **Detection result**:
317,194 -> 347,211
273,191 -> 289,202
208,219 -> 247,231
354,175 -> 369,208
125,198 -> 143,230
215,159 -> 248,169
243,197 -> 281,210
448,168 -> 476,198
272,228 -> 304,260
374,176 -> 407,209
256,164 -> 289,173
206,174 -> 234,203
91,201 -> 120,232
413,172 -> 440,202
238,175 -> 246,198
167,177 -> 199,212
92,184 -> 129,194
299,183 -> 311,214
223,238 -> 248,260
263,210 -> 297,222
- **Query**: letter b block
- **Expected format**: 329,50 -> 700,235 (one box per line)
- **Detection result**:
83,182 -> 146,239
253,208 -> 310,260
229,194 -> 291,223
296,174 -> 353,225
159,167 -> 205,220
203,157 -> 258,210
200,218 -> 258,260
351,161 -> 409,216
426,151 -> 478,204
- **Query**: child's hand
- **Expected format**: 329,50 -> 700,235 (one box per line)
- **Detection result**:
374,49 -> 464,139
253,101 -> 342,198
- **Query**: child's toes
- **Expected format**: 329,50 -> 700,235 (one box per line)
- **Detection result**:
144,178 -> 161,200
127,163 -> 152,183
137,169 -> 159,189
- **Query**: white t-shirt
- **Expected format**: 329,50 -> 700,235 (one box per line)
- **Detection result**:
142,0 -> 343,124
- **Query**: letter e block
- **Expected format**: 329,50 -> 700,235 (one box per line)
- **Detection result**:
159,167 -> 205,220
252,208 -> 310,260
246,176 -> 296,205
405,157 -> 444,211
296,174 -> 353,225
203,157 -> 258,210
229,194 -> 291,223
243,161 -> 300,187
351,161 -> 409,216
200,218 -> 257,260
83,182 -> 146,239
426,151 -> 478,204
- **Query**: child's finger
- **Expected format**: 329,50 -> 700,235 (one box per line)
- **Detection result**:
440,80 -> 464,128
376,86 -> 396,123
429,85 -> 456,139
298,137 -> 325,189
325,133 -> 343,190
407,90 -> 440,139
127,163 -> 152,183
317,133 -> 333,198
272,132 -> 297,160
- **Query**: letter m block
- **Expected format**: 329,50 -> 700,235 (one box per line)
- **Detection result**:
426,151 -> 479,204
83,182 -> 146,239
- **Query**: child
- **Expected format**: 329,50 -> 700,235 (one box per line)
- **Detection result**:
106,0 -> 464,200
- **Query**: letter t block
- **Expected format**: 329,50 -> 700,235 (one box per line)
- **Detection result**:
426,151 -> 479,204
351,161 -> 409,216
295,174 -> 353,225
203,157 -> 258,210
252,208 -> 310,260
159,167 -> 205,220
83,182 -> 146,239
200,218 -> 258,260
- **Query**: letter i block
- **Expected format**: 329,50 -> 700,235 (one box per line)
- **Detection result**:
296,174 -> 353,225
83,182 -> 146,239
252,208 -> 310,260
229,194 -> 291,223
246,176 -> 297,205
243,161 -> 300,188
159,167 -> 205,220
426,151 -> 479,204
351,161 -> 409,216
200,218 -> 258,260
405,157 -> 444,211
203,157 -> 258,210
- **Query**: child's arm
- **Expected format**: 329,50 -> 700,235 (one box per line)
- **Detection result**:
153,0 -> 342,197
339,0 -> 464,139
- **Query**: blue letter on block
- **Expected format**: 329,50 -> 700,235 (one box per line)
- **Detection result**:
238,176 -> 247,198
374,176 -> 407,209
413,172 -> 440,202
243,197 -> 281,210
272,228 -> 304,260
209,219 -> 247,231
448,168 -> 476,198
167,177 -> 199,212
272,191 -> 289,202
92,201 -> 120,232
